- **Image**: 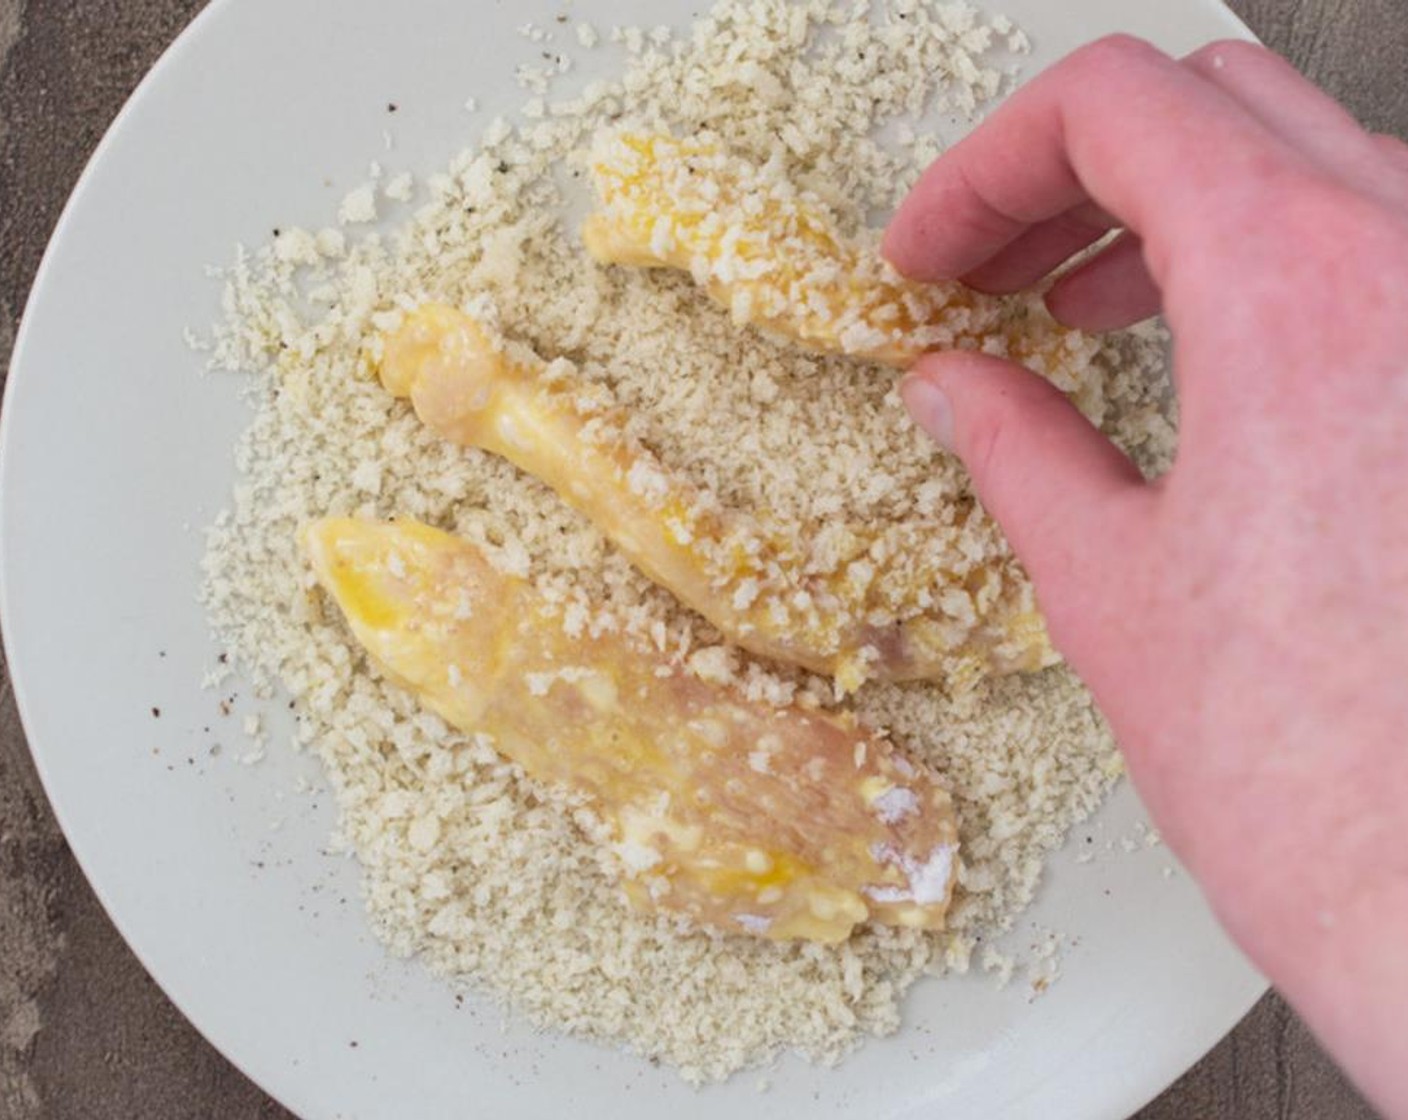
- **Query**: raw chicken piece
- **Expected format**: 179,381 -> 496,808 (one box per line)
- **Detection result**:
304,516 -> 961,942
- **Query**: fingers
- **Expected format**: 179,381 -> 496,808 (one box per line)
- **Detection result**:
883,35 -> 1300,287
1184,41 -> 1403,205
1046,234 -> 1162,331
960,202 -> 1118,294
958,41 -> 1398,301
900,352 -> 1150,652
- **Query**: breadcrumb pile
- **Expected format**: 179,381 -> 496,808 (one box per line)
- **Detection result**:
201,0 -> 1175,1083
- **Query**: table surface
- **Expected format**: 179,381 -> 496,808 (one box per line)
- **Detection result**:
0,0 -> 1400,1116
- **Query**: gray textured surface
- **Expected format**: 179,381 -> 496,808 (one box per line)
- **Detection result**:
0,0 -> 1400,1116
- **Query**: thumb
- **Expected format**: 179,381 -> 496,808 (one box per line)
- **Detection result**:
900,351 -> 1151,643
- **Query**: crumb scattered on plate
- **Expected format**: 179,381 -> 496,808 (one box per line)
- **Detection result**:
200,0 -> 1174,1084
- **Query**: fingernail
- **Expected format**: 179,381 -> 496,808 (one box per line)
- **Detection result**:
900,375 -> 955,452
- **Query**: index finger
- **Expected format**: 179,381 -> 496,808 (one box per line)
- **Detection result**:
882,35 -> 1305,287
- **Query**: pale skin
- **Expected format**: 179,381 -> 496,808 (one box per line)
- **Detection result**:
885,35 -> 1408,1119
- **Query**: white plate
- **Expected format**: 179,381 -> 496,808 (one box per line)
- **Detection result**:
0,1 -> 1266,1117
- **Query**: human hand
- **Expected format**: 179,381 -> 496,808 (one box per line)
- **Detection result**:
884,35 -> 1408,1118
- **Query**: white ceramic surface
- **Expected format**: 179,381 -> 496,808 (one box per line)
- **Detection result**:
0,1 -> 1266,1117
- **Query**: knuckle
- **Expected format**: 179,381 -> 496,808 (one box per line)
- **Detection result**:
1074,34 -> 1165,76
1188,38 -> 1271,70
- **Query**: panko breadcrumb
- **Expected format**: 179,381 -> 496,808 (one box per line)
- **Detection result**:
201,0 -> 1175,1083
